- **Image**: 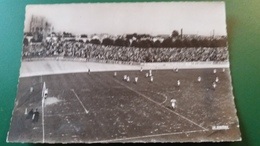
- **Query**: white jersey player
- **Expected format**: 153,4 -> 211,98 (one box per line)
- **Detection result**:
134,77 -> 138,83
215,77 -> 219,83
213,69 -> 217,74
30,87 -> 34,92
177,80 -> 180,86
145,73 -> 149,78
127,76 -> 130,82
212,82 -> 217,89
150,76 -> 153,82
171,99 -> 177,109
140,67 -> 143,72
114,72 -> 117,77
222,68 -> 225,73
123,75 -> 127,81
197,76 -> 201,82
149,70 -> 152,77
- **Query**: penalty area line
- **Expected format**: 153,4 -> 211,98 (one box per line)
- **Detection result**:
71,89 -> 89,114
113,79 -> 208,131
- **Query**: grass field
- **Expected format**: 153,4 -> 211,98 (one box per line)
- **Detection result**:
7,68 -> 240,143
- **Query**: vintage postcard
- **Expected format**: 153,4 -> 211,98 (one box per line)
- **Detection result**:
7,2 -> 241,143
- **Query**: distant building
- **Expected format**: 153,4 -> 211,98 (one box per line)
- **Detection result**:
156,34 -> 170,39
29,15 -> 53,42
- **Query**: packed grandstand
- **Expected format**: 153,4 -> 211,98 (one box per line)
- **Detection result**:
22,23 -> 230,64
22,39 -> 228,63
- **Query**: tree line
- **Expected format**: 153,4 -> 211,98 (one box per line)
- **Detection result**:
25,30 -> 227,48
86,37 -> 227,48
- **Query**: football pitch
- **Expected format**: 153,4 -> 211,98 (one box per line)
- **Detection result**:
8,68 -> 240,143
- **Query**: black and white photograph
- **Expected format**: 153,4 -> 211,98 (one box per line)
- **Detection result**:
7,2 -> 241,143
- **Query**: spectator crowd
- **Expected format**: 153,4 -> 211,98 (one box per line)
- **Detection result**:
22,39 -> 228,63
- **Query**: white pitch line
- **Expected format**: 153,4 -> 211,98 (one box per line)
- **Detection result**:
42,98 -> 45,143
113,79 -> 208,131
158,92 -> 168,105
94,129 -> 208,143
44,112 -> 86,117
41,82 -> 45,143
71,89 -> 89,114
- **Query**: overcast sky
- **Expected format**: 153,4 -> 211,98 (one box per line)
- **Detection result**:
24,2 -> 227,36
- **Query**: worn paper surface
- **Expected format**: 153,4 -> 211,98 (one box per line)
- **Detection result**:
7,2 -> 241,143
